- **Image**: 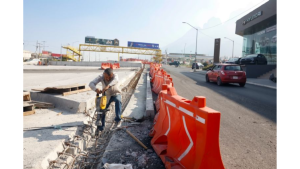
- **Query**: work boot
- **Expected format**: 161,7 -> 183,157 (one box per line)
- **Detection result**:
116,120 -> 122,128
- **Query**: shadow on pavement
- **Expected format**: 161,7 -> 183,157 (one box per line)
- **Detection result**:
179,71 -> 277,123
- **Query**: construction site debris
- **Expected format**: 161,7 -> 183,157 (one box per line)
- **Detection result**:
27,100 -> 54,108
126,130 -> 148,150
23,102 -> 35,116
23,92 -> 31,101
103,163 -> 133,169
23,91 -> 55,116
137,154 -> 147,168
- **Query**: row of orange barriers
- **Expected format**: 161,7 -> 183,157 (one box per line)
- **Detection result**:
149,63 -> 225,169
101,63 -> 120,70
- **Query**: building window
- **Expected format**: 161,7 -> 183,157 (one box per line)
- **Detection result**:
242,16 -> 276,65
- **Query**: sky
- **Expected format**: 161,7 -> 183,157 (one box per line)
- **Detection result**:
23,0 -> 268,61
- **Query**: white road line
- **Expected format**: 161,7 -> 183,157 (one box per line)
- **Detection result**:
178,116 -> 194,161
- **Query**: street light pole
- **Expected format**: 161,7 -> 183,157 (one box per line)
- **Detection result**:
224,37 -> 234,58
183,22 -> 198,71
184,43 -> 186,57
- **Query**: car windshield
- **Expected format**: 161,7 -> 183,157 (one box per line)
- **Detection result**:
224,65 -> 242,71
246,55 -> 256,58
228,58 -> 238,61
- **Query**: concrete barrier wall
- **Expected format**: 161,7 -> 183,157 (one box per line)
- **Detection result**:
243,65 -> 276,78
49,61 -> 142,68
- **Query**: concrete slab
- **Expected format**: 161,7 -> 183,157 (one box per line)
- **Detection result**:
23,70 -> 137,91
28,71 -> 136,113
145,72 -> 154,118
121,72 -> 147,120
48,61 -> 142,68
23,65 -> 138,71
23,108 -> 92,169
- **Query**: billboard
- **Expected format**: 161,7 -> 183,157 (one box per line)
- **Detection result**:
85,37 -> 119,46
127,41 -> 159,49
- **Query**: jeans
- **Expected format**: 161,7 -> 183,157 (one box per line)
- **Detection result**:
97,94 -> 122,131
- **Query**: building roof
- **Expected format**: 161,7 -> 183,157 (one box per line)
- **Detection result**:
235,0 -> 276,36
23,50 -> 32,53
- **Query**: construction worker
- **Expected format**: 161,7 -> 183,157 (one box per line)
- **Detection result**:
89,68 -> 122,135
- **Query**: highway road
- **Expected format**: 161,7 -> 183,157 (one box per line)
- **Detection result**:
161,65 -> 276,169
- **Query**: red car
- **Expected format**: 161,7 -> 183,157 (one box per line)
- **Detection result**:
206,64 -> 246,87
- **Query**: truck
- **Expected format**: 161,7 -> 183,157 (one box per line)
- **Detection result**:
169,61 -> 180,67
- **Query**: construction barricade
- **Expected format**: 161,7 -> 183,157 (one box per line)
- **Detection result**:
151,69 -> 173,94
114,63 -> 120,68
101,63 -> 110,70
150,63 -> 161,77
110,63 -> 120,69
150,84 -> 225,169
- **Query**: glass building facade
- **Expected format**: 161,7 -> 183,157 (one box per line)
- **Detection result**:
236,0 -> 276,65
242,15 -> 276,64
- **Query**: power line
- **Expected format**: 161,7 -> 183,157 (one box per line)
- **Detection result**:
200,0 -> 267,31
198,30 -> 216,39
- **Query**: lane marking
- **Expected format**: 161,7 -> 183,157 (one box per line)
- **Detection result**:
196,115 -> 205,124
164,106 -> 171,136
178,106 -> 194,117
178,116 -> 194,161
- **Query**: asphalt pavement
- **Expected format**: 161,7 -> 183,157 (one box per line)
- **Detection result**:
162,65 -> 276,169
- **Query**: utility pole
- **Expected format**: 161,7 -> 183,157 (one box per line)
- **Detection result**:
33,41 -> 39,58
42,41 -> 46,51
38,43 -> 41,59
89,51 -> 90,62
60,44 -> 62,61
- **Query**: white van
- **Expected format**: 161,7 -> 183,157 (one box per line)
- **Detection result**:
23,58 -> 40,65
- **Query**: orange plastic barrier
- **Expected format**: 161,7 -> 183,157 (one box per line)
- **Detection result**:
101,63 -> 110,70
150,63 -> 161,77
114,63 -> 120,68
151,69 -> 173,94
150,84 -> 225,169
110,63 -> 120,69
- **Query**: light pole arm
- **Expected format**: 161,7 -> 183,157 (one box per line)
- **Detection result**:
184,22 -> 198,30
183,22 -> 198,63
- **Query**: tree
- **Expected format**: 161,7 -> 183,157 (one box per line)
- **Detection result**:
203,62 -> 208,67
